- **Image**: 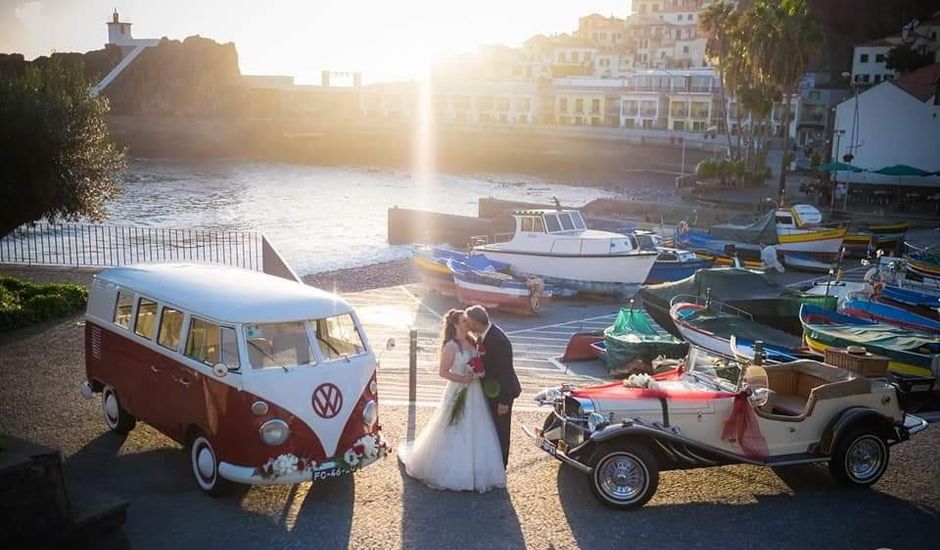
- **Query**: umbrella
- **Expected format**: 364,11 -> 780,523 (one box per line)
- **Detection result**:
872,164 -> 932,176
817,161 -> 864,172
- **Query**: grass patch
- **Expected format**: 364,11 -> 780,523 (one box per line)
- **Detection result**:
0,275 -> 87,331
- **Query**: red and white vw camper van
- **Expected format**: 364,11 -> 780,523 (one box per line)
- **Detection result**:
81,263 -> 388,495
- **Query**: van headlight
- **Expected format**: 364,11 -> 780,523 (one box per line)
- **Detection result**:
259,419 -> 290,446
587,412 -> 608,432
362,400 -> 378,430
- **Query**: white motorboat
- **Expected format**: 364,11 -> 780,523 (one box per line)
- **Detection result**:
473,209 -> 658,296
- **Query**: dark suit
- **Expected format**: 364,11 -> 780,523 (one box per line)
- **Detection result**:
480,324 -> 520,467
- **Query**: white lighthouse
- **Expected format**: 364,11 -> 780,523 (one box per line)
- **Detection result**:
107,10 -> 136,46
93,10 -> 159,95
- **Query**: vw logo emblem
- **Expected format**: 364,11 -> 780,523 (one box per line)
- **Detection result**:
312,383 -> 343,419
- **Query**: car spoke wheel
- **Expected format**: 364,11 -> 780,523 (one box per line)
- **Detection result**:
190,433 -> 230,497
830,426 -> 889,487
101,386 -> 135,435
589,442 -> 659,510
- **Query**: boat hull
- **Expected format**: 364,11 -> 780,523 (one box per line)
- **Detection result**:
478,248 -> 657,297
841,298 -> 940,333
452,274 -> 546,315
776,227 -> 847,258
646,259 -> 713,284
800,305 -> 940,387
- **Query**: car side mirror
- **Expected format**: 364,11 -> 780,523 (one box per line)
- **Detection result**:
212,363 -> 228,378
742,365 -> 769,407
748,387 -> 771,408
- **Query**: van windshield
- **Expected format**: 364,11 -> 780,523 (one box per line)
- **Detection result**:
245,322 -> 314,369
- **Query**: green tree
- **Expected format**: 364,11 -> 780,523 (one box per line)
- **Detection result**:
885,43 -> 935,74
747,0 -> 823,200
0,59 -> 124,237
700,1 -> 740,159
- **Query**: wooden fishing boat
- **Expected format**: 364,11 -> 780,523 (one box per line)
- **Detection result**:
840,297 -> 940,333
628,230 -> 714,283
602,307 -> 688,375
639,267 -> 836,337
677,204 -> 846,262
448,259 -> 549,315
800,304 -> 940,389
412,246 -> 509,297
905,245 -> 940,281
843,221 -> 910,256
669,296 -> 807,360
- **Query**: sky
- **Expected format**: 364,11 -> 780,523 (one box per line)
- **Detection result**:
1,0 -> 632,83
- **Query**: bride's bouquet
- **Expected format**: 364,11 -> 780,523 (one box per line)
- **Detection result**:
449,354 -> 486,425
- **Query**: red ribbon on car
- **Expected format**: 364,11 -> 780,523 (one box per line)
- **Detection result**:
721,393 -> 768,459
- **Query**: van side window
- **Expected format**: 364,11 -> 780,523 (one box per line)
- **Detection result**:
113,291 -> 134,328
158,307 -> 184,350
185,318 -> 240,369
134,298 -> 158,339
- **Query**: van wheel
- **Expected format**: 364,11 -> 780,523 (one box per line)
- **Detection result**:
190,433 -> 231,496
102,386 -> 136,435
589,441 -> 659,510
829,426 -> 889,487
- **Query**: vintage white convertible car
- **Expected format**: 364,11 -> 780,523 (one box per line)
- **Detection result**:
524,346 -> 928,510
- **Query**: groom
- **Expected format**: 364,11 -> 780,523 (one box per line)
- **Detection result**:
465,305 -> 521,468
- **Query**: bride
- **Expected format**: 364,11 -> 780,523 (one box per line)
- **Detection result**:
398,308 -> 506,492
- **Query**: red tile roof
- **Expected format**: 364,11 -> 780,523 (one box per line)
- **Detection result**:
892,62 -> 940,102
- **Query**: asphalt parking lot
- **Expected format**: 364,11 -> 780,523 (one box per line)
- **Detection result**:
1,280 -> 939,549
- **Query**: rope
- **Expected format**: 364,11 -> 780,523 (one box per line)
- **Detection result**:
525,277 -> 546,313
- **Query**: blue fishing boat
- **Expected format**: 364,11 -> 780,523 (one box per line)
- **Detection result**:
624,229 -> 713,283
841,297 -> 940,333
800,304 -> 940,389
413,245 -> 509,296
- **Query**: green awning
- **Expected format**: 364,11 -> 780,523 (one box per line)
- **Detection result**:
817,161 -> 863,172
872,164 -> 933,176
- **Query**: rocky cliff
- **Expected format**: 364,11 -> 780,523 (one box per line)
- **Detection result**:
1,35 -> 242,117
104,36 -> 242,117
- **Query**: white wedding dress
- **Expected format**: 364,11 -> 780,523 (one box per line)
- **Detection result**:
398,342 -> 506,492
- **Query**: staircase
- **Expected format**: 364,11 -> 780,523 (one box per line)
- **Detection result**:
91,44 -> 148,96
0,436 -> 128,546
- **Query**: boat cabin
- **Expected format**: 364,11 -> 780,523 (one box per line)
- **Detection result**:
775,204 -> 824,230
515,209 -> 588,234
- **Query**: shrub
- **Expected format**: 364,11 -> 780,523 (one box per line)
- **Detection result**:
0,275 -> 87,331
695,159 -> 718,180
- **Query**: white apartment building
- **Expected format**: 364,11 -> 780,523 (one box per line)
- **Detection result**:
833,63 -> 940,185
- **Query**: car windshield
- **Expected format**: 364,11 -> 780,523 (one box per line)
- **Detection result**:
245,322 -> 314,369
314,314 -> 366,360
685,348 -> 743,392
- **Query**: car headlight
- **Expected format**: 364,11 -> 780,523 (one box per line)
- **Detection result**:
259,419 -> 290,446
534,387 -> 562,405
587,412 -> 608,432
362,400 -> 378,430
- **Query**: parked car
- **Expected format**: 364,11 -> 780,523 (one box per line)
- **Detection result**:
524,345 -> 928,510
81,263 -> 389,495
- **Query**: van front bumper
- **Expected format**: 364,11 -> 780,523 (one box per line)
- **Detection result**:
218,453 -> 382,485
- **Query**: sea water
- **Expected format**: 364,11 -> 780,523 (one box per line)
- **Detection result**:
102,159 -> 617,275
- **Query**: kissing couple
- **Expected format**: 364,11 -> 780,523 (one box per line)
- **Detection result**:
398,305 -> 521,493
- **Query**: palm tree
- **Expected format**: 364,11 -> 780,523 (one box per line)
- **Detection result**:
699,1 -> 739,159
746,0 -> 823,200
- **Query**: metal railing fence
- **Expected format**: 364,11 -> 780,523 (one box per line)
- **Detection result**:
0,223 -> 264,271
